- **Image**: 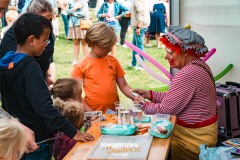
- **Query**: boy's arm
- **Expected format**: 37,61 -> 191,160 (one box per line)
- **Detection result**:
82,100 -> 93,112
117,77 -> 135,99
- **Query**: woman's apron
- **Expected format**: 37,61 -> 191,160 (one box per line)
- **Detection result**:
171,115 -> 218,160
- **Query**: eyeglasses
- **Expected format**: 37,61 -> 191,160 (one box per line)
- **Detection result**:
46,39 -> 50,45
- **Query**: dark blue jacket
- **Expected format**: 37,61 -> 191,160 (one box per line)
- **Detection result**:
0,52 -> 77,142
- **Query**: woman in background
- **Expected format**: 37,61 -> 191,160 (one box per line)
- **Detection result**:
149,0 -> 169,48
67,0 -> 90,65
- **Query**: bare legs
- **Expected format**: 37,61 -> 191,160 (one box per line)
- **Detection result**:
155,32 -> 165,48
73,39 -> 89,64
82,39 -> 88,56
73,39 -> 80,62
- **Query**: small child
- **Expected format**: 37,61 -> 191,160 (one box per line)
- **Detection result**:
50,78 -> 92,111
0,118 -> 26,160
72,22 -> 136,113
0,8 -> 18,41
0,12 -> 93,159
53,98 -> 84,160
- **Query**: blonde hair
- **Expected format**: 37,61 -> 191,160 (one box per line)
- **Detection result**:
50,78 -> 82,101
53,98 -> 84,128
85,22 -> 117,49
27,0 -> 53,14
0,118 -> 26,160
5,9 -> 19,25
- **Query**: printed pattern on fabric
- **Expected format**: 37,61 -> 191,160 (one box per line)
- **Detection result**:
143,59 -> 216,124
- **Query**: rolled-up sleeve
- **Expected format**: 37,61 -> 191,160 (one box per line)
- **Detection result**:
134,0 -> 145,22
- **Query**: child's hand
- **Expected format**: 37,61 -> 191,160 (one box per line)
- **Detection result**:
132,89 -> 150,100
73,130 -> 94,142
90,115 -> 99,126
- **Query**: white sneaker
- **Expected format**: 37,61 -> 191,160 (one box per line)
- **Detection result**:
133,66 -> 139,70
145,44 -> 153,47
121,44 -> 128,48
137,66 -> 144,70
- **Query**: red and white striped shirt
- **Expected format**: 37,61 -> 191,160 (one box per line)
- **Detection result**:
143,59 -> 216,124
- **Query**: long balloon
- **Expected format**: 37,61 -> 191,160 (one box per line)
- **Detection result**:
203,48 -> 216,62
148,86 -> 169,92
135,54 -> 171,85
214,64 -> 233,81
125,41 -> 173,80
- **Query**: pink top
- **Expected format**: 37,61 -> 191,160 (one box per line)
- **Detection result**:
143,59 -> 216,124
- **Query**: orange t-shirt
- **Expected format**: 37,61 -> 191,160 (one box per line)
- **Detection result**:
72,55 -> 125,113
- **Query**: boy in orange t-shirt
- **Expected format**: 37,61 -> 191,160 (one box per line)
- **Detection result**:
72,22 -> 135,113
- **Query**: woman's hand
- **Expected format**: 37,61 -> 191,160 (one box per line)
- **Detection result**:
136,28 -> 140,35
132,89 -> 150,100
133,95 -> 145,103
73,130 -> 94,142
20,124 -> 39,153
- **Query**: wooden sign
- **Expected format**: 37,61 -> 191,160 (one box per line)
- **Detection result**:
87,135 -> 153,160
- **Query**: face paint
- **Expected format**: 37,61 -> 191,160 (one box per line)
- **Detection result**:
169,58 -> 174,66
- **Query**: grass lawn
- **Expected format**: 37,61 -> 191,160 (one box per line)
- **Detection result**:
54,9 -> 170,102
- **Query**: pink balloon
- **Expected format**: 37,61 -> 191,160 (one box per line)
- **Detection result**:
135,54 -> 170,85
125,41 -> 173,80
203,48 -> 216,62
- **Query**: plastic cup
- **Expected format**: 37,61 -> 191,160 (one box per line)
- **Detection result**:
121,109 -> 131,125
114,101 -> 125,124
132,106 -> 142,127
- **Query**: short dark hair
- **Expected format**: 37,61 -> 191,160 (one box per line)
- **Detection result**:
13,12 -> 51,45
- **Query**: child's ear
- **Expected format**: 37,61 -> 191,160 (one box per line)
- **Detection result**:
28,35 -> 35,46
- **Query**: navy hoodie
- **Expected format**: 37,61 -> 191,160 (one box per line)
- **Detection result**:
0,51 -> 77,142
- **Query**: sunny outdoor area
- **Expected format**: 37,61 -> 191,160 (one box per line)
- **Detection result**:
55,9 -> 170,102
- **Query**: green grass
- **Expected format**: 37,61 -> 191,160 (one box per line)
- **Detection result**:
54,9 -> 170,102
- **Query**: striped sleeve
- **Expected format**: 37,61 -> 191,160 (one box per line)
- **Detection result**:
143,70 -> 196,115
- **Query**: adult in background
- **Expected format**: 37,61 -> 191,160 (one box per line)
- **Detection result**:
133,25 -> 217,160
97,0 -> 129,56
0,0 -> 56,86
117,0 -> 133,48
58,0 -> 69,37
128,0 -> 150,70
67,0 -> 90,65
149,0 -> 169,48
0,0 -> 38,153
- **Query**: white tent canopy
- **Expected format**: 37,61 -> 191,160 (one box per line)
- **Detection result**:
171,0 -> 240,83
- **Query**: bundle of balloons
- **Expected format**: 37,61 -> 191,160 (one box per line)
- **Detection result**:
125,41 -> 233,91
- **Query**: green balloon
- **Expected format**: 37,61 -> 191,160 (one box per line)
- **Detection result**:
214,64 -> 233,81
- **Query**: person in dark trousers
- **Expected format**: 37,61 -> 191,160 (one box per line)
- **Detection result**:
0,12 -> 94,159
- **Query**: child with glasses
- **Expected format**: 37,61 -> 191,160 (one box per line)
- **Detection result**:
0,12 -> 94,159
